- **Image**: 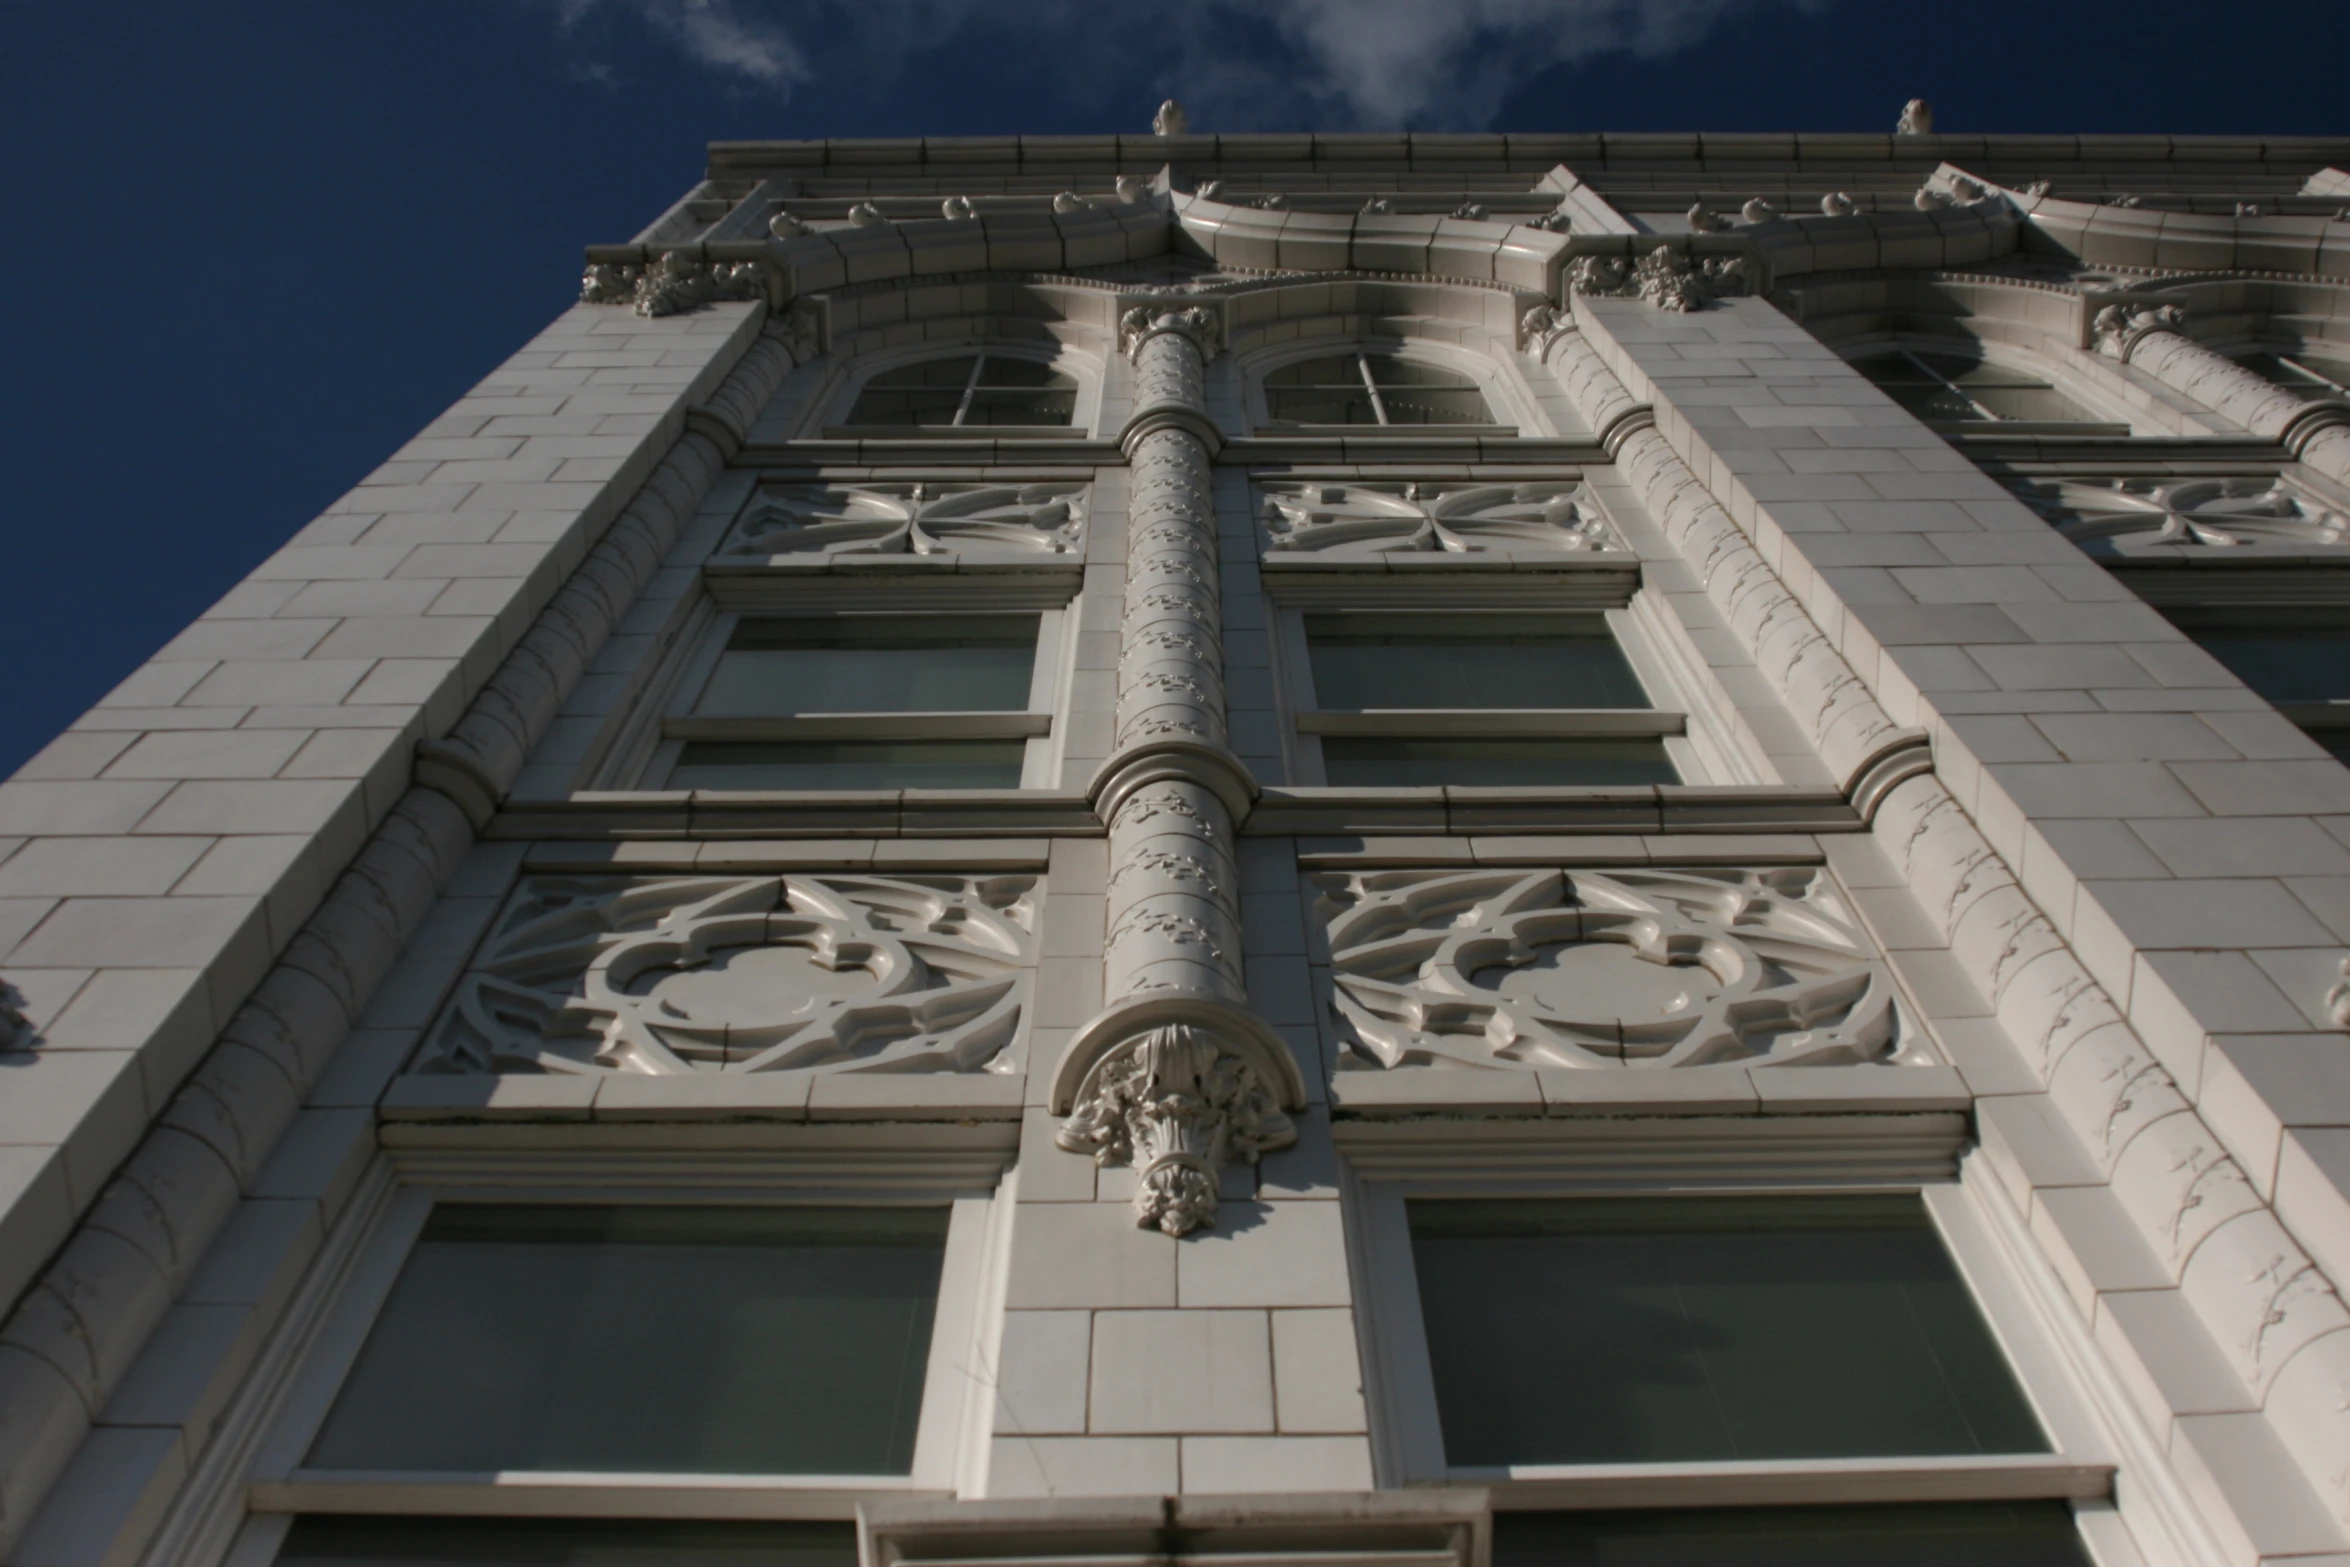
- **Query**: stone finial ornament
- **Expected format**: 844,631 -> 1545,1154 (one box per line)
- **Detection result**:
1740,198 -> 1780,223
847,201 -> 886,227
940,195 -> 976,220
1821,191 -> 1858,216
1153,98 -> 1188,136
1896,98 -> 1934,135
768,209 -> 810,239
580,252 -> 766,318
1686,204 -> 1729,233
1053,191 -> 1092,214
1115,175 -> 1147,203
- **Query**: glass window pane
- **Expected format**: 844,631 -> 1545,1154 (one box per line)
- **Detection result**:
843,389 -> 966,427
1320,737 -> 1678,787
1376,388 -> 1498,425
1305,614 -> 1650,710
2167,611 -> 2350,704
963,390 -> 1077,426
975,357 -> 1077,389
866,358 -> 979,389
1366,356 -> 1481,390
671,740 -> 1026,790
1493,1503 -> 2092,1567
1848,353 -> 1943,385
1408,1196 -> 2048,1467
1965,385 -> 2090,421
276,1517 -> 858,1567
307,1206 -> 949,1476
1266,354 -> 1364,388
1266,388 -> 1382,424
695,617 -> 1038,715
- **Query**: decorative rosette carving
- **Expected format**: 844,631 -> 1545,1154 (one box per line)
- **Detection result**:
2008,476 -> 2348,555
1313,867 -> 1917,1071
1258,481 -> 1618,557
417,874 -> 1037,1075
720,482 -> 1087,558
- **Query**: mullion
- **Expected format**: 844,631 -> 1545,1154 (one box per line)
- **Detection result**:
1357,351 -> 1391,426
2282,355 -> 2350,396
1904,350 -> 2001,422
951,355 -> 987,427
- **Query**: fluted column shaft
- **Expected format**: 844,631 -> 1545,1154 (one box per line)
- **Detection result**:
1103,326 -> 1243,1005
2097,305 -> 2350,488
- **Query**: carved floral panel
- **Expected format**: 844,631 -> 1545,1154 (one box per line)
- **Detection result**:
719,481 -> 1088,560
1311,866 -> 1922,1071
2006,475 -> 2348,555
1256,481 -> 1620,558
416,873 -> 1038,1075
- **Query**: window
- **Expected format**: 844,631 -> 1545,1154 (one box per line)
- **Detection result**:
1850,349 -> 2097,427
2161,606 -> 2350,763
845,354 -> 1076,428
1492,1503 -> 2094,1567
306,1205 -> 949,1476
1286,612 -> 1683,787
272,1518 -> 857,1567
657,613 -> 1049,790
1262,352 -> 1498,427
2241,349 -> 2350,397
1406,1195 -> 2045,1468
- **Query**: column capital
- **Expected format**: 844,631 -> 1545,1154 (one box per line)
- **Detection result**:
1119,298 -> 1223,364
2090,299 -> 2186,361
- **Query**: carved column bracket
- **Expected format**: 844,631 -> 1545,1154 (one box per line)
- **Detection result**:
1052,996 -> 1307,1237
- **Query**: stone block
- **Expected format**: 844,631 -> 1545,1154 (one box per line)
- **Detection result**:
1089,1310 -> 1273,1434
1177,1435 -> 1374,1494
1005,1200 -> 1176,1309
1177,1200 -> 1351,1309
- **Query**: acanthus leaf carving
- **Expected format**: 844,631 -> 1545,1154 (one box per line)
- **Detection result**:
1564,247 -> 1754,312
1121,304 -> 1220,364
721,481 -> 1087,559
1257,480 -> 1618,557
581,251 -> 767,318
417,873 -> 1037,1076
1055,1023 -> 1295,1236
2092,302 -> 2186,360
1314,867 -> 1919,1071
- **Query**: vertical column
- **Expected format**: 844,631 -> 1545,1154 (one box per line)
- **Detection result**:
1052,306 -> 1305,1239
2094,303 -> 2350,486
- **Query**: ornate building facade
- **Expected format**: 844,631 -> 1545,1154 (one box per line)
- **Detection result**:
3,112 -> 2350,1567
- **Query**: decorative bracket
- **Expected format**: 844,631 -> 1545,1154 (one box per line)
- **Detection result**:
1053,995 -> 1305,1237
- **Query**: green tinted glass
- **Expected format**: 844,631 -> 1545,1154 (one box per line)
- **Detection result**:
2165,610 -> 2350,705
696,616 -> 1037,715
307,1206 -> 949,1475
1409,1196 -> 2047,1466
671,740 -> 1025,790
1492,1503 -> 2091,1567
1321,737 -> 1677,787
276,1517 -> 858,1567
1305,614 -> 1650,710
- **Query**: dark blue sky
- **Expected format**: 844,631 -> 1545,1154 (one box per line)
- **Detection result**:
2,0 -> 2344,776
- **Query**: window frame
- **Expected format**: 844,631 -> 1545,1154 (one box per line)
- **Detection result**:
1840,338 -> 2130,437
240,1179 -> 1006,1526
1268,602 -> 1712,788
825,345 -> 1099,439
1244,339 -> 1539,438
601,598 -> 1072,792
1343,1158 -> 2128,1543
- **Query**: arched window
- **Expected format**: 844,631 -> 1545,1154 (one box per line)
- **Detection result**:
1262,351 -> 1497,427
845,353 -> 1077,428
1848,348 -> 2090,425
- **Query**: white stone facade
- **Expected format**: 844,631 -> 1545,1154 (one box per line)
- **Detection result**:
1,124 -> 2349,1567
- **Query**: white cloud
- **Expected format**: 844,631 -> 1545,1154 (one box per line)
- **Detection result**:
526,0 -> 1819,128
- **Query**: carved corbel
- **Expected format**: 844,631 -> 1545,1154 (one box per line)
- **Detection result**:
2091,301 -> 2186,361
1053,996 -> 1306,1236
